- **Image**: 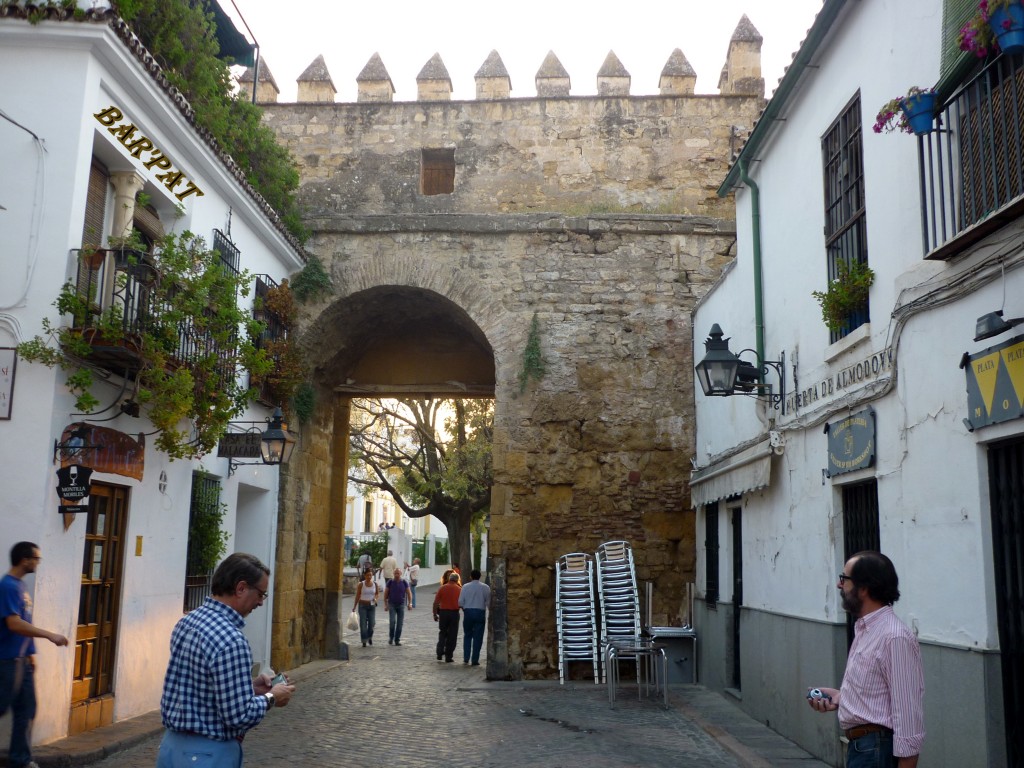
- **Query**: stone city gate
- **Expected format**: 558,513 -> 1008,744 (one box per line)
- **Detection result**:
260,21 -> 765,678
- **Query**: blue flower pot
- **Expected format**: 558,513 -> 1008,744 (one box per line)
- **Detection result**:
990,3 -> 1024,56
899,92 -> 937,136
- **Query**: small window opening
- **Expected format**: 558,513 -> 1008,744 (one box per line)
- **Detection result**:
421,148 -> 455,195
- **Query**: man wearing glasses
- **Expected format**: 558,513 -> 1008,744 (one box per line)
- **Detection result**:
157,553 -> 296,767
807,551 -> 925,768
0,542 -> 69,768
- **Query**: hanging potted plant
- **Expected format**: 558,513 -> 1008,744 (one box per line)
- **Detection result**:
812,259 -> 876,334
960,0 -> 1024,57
873,87 -> 938,135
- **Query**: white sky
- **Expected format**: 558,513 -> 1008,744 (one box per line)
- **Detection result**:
231,0 -> 824,103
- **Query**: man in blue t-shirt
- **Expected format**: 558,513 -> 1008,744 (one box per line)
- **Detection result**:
0,542 -> 69,768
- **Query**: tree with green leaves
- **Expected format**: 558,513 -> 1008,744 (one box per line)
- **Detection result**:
113,0 -> 306,241
348,398 -> 493,575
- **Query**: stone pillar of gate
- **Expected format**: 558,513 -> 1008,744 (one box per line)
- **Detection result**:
325,394 -> 351,659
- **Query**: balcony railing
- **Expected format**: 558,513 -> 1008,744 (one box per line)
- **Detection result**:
252,274 -> 289,406
919,54 -> 1024,259
70,248 -> 237,388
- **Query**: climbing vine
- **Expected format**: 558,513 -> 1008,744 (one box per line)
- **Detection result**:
290,255 -> 333,303
518,311 -> 546,393
17,232 -> 271,460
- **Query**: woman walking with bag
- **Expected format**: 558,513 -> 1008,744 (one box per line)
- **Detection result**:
354,567 -> 379,647
406,558 -> 421,608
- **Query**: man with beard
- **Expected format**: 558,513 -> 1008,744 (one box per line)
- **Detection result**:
807,551 -> 924,768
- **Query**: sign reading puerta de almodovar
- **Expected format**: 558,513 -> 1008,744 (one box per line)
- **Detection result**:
962,334 -> 1024,430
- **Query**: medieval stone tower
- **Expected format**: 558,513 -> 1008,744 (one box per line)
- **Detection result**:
255,17 -> 765,679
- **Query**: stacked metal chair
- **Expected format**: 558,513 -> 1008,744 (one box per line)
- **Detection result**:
596,540 -> 641,683
555,552 -> 600,684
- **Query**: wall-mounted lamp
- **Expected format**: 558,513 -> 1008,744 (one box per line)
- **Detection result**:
225,407 -> 297,474
974,310 -> 1024,342
695,324 -> 786,414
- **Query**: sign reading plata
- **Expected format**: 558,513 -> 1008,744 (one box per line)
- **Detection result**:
218,432 -> 262,459
825,407 -> 875,477
962,334 -> 1024,430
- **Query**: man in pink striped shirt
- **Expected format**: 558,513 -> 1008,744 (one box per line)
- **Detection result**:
807,551 -> 925,768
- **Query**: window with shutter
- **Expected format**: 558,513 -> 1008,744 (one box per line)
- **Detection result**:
941,0 -> 980,80
76,160 -> 109,310
81,158 -> 108,249
421,148 -> 455,195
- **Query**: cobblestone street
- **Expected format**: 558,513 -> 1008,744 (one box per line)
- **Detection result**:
69,587 -> 827,768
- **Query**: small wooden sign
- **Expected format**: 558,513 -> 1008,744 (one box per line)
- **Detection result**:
218,432 -> 262,459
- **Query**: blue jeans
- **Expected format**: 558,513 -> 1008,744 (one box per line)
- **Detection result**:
358,603 -> 376,643
0,658 -> 35,768
462,608 -> 486,664
410,581 -> 417,607
846,730 -> 896,768
388,602 -> 406,642
157,729 -> 242,768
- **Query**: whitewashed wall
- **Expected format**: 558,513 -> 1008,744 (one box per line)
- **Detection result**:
0,20 -> 301,743
694,0 -> 1021,763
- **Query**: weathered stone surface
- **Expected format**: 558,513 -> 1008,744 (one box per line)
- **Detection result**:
264,73 -> 761,678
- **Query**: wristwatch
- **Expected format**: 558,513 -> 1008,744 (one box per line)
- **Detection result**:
264,692 -> 275,708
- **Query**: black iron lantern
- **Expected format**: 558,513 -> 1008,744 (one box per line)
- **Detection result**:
259,407 -> 296,466
695,324 -> 741,397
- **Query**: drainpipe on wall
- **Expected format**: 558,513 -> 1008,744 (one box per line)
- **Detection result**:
737,157 -> 766,374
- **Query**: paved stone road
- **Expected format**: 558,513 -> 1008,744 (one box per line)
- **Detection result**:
87,589 -> 824,768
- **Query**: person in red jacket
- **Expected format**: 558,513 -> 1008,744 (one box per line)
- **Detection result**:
432,572 -> 462,662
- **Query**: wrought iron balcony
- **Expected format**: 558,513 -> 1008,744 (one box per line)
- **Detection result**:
251,274 -> 291,407
69,248 -> 236,387
918,54 -> 1024,259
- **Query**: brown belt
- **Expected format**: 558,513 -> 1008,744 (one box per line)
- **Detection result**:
845,724 -> 892,741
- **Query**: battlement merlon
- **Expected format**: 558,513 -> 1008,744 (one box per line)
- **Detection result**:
238,56 -> 280,103
356,53 -> 395,103
718,14 -> 764,97
297,54 -> 337,103
245,18 -> 762,104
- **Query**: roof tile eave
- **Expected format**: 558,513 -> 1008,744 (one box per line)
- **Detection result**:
9,11 -> 309,261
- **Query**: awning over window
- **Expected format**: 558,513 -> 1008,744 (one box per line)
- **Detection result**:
689,439 -> 773,508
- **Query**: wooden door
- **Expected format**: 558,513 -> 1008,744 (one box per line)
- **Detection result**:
70,482 -> 128,734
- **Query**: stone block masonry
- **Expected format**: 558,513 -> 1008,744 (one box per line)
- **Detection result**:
258,21 -> 764,678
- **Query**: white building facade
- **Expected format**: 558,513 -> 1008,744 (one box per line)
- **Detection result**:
0,10 -> 303,744
691,0 -> 1023,766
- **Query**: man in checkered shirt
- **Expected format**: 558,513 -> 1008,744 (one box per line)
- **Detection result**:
157,553 -> 296,767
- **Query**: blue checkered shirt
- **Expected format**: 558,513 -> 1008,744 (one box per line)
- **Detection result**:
160,597 -> 269,741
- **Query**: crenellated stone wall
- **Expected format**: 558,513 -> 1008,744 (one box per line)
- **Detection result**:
258,16 -> 765,678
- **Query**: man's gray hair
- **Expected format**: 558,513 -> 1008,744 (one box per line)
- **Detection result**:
448,572 -> 460,582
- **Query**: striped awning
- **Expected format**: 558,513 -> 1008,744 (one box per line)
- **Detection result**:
689,439 -> 773,508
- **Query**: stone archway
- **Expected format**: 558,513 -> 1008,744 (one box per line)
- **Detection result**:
270,221 -> 710,680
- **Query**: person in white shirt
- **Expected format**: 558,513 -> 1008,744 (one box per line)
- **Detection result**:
379,551 -> 398,581
405,558 -> 421,608
458,570 -> 490,666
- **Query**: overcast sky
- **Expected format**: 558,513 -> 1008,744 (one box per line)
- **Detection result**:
230,0 -> 824,103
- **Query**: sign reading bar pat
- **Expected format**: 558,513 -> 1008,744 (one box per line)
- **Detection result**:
825,407 -> 875,477
218,431 -> 262,459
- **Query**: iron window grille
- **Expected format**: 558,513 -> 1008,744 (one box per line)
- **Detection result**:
821,94 -> 870,343
183,472 -> 222,613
